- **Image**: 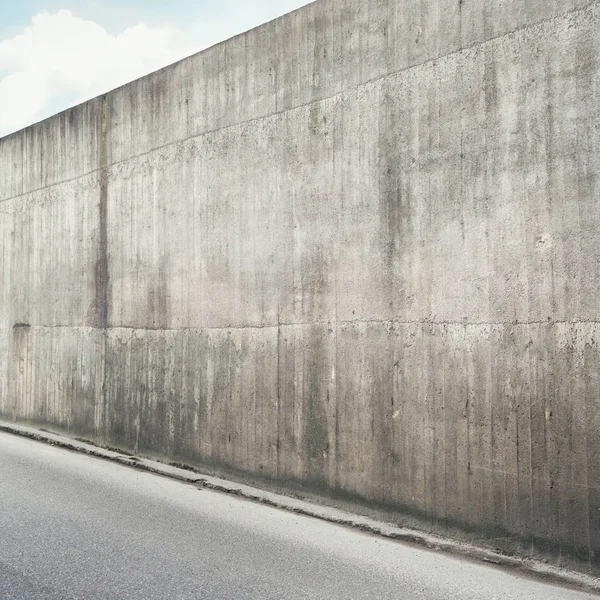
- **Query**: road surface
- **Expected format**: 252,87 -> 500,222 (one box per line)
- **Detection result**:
0,432 -> 595,599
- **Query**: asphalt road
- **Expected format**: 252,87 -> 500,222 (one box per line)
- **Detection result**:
0,432 -> 595,600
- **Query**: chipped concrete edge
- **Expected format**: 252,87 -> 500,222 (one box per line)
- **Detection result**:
1,420 -> 599,596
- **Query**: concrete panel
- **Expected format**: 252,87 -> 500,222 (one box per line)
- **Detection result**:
0,203 -> 13,330
8,178 -> 100,328
0,326 -> 102,437
0,99 -> 102,198
103,327 -> 280,477
0,329 -> 10,418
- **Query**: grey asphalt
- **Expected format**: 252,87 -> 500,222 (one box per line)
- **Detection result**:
0,432 -> 595,600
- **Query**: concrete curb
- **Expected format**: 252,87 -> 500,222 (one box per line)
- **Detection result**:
1,420 -> 599,596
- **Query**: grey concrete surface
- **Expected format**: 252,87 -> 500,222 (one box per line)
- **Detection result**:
1,0 -> 600,575
0,432 -> 595,600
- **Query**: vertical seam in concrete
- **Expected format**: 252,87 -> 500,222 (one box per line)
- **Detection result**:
527,321 -> 535,553
97,95 -> 109,330
98,95 -> 109,442
276,303 -> 281,479
333,82 -> 342,491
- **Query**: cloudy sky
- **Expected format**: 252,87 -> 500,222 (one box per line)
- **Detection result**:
0,0 -> 312,137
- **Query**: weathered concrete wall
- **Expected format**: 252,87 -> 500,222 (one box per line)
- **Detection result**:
1,0 -> 599,573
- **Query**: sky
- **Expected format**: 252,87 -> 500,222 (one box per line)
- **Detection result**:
0,0 -> 312,137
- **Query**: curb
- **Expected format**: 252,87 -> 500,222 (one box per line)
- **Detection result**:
1,420 -> 599,596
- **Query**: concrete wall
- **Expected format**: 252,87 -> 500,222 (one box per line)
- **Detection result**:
1,0 -> 599,573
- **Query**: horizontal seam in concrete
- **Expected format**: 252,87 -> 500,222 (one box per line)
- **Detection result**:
469,465 -> 600,491
0,171 -> 99,205
0,421 -> 598,596
3,319 -> 600,333
1,0 -> 598,206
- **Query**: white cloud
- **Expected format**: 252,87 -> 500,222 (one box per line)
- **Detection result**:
0,10 -> 198,137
